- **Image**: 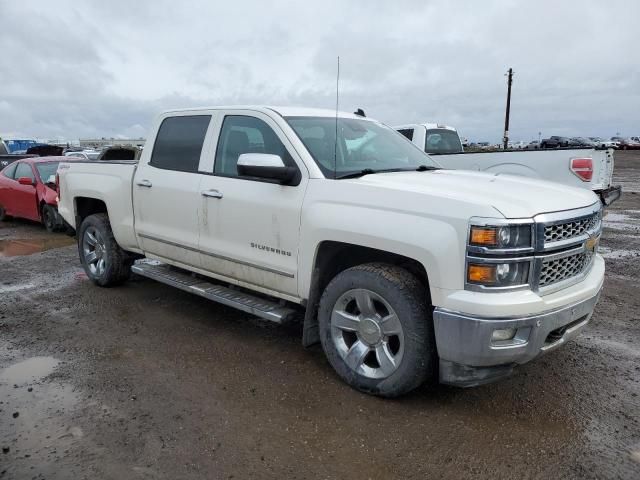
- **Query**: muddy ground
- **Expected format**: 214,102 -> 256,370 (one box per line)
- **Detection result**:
1,152 -> 639,480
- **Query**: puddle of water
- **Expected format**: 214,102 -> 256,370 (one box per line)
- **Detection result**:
1,355 -> 82,477
0,356 -> 60,384
0,237 -> 75,257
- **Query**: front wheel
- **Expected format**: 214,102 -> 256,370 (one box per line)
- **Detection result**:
42,205 -> 59,233
78,213 -> 132,286
0,205 -> 10,222
318,263 -> 436,397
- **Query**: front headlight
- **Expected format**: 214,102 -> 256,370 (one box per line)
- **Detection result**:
469,224 -> 532,249
467,261 -> 530,288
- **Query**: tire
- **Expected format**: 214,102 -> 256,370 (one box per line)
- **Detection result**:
78,213 -> 132,287
318,263 -> 436,397
42,205 -> 59,233
0,205 -> 10,222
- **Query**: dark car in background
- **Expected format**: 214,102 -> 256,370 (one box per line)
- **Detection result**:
540,136 -> 570,148
571,137 -> 596,147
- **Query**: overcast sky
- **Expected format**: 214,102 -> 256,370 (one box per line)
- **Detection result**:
1,0 -> 638,142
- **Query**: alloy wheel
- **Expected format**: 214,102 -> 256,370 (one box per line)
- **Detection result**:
330,288 -> 405,379
82,226 -> 107,277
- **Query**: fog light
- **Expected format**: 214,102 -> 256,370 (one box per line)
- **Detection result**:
491,328 -> 517,342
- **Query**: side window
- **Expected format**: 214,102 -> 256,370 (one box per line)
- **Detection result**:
14,162 -> 35,181
214,115 -> 294,177
397,128 -> 414,141
150,115 -> 211,172
3,162 -> 18,179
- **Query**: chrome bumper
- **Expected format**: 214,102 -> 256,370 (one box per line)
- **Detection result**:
599,185 -> 622,206
434,289 -> 602,387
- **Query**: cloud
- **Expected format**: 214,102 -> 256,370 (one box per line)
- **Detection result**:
0,0 -> 638,142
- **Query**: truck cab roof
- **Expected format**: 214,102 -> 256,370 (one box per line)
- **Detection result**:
160,105 -> 373,120
395,123 -> 458,132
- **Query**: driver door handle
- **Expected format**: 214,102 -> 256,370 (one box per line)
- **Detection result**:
201,189 -> 223,199
136,179 -> 152,188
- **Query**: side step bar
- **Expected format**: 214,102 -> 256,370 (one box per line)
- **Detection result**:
131,261 -> 299,324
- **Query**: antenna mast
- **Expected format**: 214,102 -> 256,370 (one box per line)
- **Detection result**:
334,56 -> 340,179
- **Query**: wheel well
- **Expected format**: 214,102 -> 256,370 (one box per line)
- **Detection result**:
75,197 -> 107,225
302,241 -> 430,347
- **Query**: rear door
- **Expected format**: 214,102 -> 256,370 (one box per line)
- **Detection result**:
133,114 -> 213,268
11,162 -> 40,221
197,111 -> 307,298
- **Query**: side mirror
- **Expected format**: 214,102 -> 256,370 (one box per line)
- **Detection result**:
17,176 -> 35,186
237,153 -> 298,185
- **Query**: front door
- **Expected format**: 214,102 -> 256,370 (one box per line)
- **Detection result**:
133,114 -> 212,268
198,112 -> 307,298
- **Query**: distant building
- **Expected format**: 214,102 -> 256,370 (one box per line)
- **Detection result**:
79,137 -> 146,149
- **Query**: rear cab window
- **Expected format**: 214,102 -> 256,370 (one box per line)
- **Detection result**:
150,115 -> 211,172
397,128 -> 414,141
425,129 -> 463,154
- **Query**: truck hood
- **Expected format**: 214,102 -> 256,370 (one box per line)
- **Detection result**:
350,169 -> 598,218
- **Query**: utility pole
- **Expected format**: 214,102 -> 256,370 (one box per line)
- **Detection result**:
503,68 -> 513,150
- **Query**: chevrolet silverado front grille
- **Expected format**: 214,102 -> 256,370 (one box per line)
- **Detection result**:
539,251 -> 593,288
543,211 -> 601,244
466,203 -> 602,295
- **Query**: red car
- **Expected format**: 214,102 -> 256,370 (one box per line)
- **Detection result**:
0,156 -> 74,232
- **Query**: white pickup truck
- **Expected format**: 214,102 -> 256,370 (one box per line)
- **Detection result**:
395,123 -> 621,206
57,106 -> 605,397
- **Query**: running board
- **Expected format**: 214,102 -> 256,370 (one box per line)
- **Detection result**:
131,261 -> 299,324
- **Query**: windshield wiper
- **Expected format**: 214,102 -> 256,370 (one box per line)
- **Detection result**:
336,168 -> 405,179
336,166 -> 440,179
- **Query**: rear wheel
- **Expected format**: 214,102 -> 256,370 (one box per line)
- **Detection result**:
78,213 -> 132,286
318,263 -> 436,397
42,205 -> 59,233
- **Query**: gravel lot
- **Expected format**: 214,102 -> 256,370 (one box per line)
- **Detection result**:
1,152 -> 639,479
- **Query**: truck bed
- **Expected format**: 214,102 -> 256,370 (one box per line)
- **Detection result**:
431,148 -> 615,193
57,159 -> 140,251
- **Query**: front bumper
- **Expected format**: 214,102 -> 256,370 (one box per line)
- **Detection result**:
434,287 -> 602,387
598,185 -> 622,206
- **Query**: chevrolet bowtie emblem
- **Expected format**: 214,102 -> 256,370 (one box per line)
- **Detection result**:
585,233 -> 599,252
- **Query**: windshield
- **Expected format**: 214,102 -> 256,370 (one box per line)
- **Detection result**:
285,117 -> 439,178
425,129 -> 463,154
35,162 -> 59,182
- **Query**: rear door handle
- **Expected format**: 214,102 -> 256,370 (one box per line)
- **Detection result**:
136,179 -> 152,188
201,189 -> 223,199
